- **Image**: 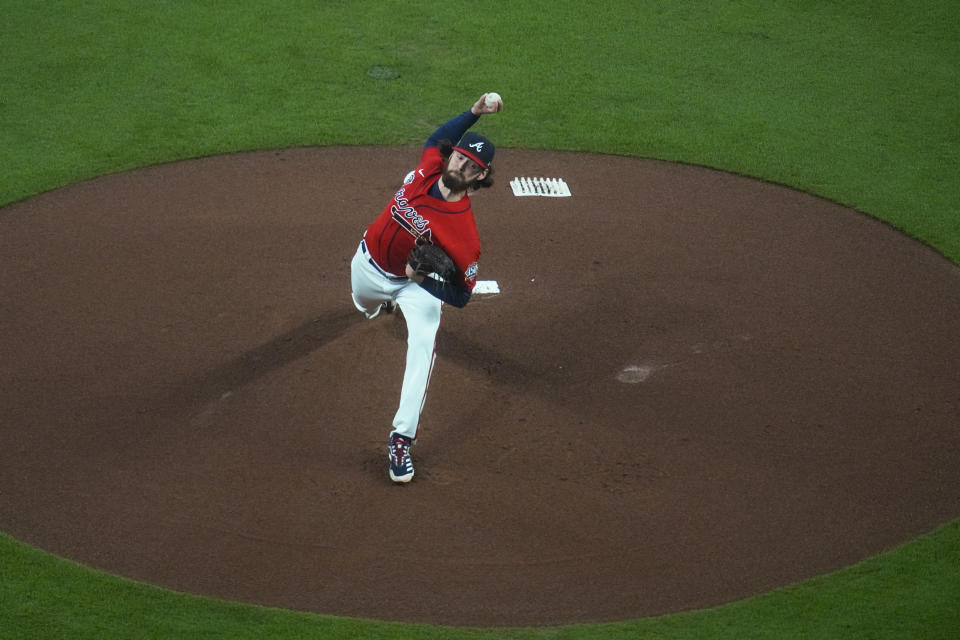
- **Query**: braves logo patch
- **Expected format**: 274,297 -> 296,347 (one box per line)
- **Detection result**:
402,168 -> 426,185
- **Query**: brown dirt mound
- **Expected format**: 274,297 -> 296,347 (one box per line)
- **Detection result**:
1,147 -> 959,626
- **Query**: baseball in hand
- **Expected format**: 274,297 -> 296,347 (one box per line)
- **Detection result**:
484,92 -> 502,110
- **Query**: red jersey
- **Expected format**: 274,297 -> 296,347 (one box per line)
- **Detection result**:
363,146 -> 481,291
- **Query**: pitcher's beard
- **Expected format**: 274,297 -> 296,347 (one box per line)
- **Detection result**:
440,169 -> 470,193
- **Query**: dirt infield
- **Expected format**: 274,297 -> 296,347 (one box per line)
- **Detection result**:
2,147 -> 959,626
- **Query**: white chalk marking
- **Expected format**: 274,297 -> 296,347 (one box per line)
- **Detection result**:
617,364 -> 656,383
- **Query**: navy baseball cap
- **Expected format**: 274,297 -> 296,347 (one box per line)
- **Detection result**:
453,132 -> 495,169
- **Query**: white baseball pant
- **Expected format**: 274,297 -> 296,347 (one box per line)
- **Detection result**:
350,241 -> 440,439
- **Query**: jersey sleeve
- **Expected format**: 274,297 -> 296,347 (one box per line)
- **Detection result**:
417,276 -> 472,308
425,109 -> 480,149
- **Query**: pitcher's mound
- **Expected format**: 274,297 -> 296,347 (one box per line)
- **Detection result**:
2,147 -> 959,626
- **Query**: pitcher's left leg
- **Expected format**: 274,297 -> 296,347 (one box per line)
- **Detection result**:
391,284 -> 442,439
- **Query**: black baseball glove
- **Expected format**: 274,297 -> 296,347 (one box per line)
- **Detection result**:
407,243 -> 457,281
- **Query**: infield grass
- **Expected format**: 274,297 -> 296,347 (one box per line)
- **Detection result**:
2,1 -> 959,638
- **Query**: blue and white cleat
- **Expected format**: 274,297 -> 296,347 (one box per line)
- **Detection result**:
388,432 -> 414,483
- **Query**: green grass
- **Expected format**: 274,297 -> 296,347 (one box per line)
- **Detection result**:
2,1 -> 959,638
3,522 -> 959,640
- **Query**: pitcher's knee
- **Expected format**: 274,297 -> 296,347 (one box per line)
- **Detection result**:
408,314 -> 440,348
409,323 -> 439,349
422,304 -> 442,327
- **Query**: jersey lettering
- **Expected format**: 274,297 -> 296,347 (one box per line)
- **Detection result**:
390,188 -> 429,234
366,147 -> 478,278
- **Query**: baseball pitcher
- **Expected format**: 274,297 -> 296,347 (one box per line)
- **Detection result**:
350,92 -> 503,482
